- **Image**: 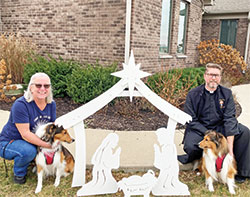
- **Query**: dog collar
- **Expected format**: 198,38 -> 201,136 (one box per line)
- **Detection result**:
216,155 -> 225,172
44,151 -> 56,165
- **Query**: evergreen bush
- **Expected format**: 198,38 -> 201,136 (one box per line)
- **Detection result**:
66,62 -> 119,103
23,55 -> 80,97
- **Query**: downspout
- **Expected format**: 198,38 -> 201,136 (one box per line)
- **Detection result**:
244,12 -> 250,68
125,0 -> 132,64
0,0 -> 2,32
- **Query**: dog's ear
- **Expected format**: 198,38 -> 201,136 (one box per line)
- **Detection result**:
213,132 -> 224,148
205,130 -> 212,135
48,124 -> 57,134
58,125 -> 64,131
216,132 -> 226,148
216,132 -> 224,141
209,132 -> 220,148
53,125 -> 65,135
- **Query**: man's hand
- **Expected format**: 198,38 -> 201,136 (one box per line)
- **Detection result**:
227,135 -> 234,157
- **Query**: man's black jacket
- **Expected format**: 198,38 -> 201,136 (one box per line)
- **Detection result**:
184,84 -> 240,137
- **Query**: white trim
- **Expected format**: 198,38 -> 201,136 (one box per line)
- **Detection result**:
205,10 -> 250,15
244,12 -> 250,66
159,54 -> 173,59
176,54 -> 187,59
125,0 -> 132,64
203,13 -> 248,20
184,0 -> 191,3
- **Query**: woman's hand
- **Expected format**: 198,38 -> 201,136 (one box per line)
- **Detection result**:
16,123 -> 52,148
43,142 -> 52,149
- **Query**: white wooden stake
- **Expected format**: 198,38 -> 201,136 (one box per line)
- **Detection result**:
71,122 -> 86,187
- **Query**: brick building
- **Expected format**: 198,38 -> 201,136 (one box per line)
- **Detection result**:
0,0 -> 206,73
202,0 -> 250,67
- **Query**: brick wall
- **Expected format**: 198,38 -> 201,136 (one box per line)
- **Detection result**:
159,0 -> 203,70
201,18 -> 248,59
184,0 -> 203,67
236,18 -> 248,57
201,19 -> 220,41
0,0 -> 203,73
0,0 -> 126,66
130,0 -> 162,72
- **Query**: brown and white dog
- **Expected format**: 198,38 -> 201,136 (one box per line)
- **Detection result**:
199,130 -> 237,194
34,123 -> 75,194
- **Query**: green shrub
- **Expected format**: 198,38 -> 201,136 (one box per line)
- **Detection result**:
146,67 -> 205,108
147,67 -> 205,94
23,55 -> 80,97
171,66 -> 205,89
67,62 -> 119,103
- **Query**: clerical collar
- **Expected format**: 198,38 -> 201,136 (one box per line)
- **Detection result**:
204,87 -> 216,94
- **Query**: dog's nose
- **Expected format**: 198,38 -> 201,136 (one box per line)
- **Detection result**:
72,139 -> 75,143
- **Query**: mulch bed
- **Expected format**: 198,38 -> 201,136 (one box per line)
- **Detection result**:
0,95 -> 242,131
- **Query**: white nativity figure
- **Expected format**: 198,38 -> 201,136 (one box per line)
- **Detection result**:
118,169 -> 157,197
77,133 -> 121,196
152,128 -> 190,196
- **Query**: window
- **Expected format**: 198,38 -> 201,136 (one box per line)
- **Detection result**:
220,19 -> 238,48
159,0 -> 172,54
177,1 -> 188,54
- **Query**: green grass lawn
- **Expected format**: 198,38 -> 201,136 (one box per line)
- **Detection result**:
1,159 -> 249,196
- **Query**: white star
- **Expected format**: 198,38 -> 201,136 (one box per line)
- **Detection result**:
111,50 -> 151,101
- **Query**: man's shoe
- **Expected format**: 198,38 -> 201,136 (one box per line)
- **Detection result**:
235,175 -> 246,184
14,175 -> 26,184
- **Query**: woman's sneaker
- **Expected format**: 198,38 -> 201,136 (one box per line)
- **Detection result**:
14,175 -> 26,184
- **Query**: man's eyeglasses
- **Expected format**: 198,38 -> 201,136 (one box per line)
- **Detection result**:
32,83 -> 51,89
205,73 -> 221,78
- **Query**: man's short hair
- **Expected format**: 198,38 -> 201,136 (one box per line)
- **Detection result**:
205,63 -> 223,73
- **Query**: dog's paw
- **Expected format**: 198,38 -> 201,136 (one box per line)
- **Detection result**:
208,185 -> 214,192
35,186 -> 42,194
54,181 -> 60,187
229,189 -> 236,195
229,186 -> 236,195
32,166 -> 37,173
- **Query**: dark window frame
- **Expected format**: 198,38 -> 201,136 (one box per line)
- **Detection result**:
220,19 -> 238,48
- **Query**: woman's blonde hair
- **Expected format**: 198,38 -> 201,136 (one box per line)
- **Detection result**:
24,72 -> 53,103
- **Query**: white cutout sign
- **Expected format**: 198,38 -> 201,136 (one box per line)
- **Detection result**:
55,50 -> 192,195
77,133 -> 120,196
118,170 -> 157,197
153,127 -> 190,196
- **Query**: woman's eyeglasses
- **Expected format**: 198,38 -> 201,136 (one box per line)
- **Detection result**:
32,83 -> 51,89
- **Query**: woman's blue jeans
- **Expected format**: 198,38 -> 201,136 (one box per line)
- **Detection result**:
0,140 -> 37,177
